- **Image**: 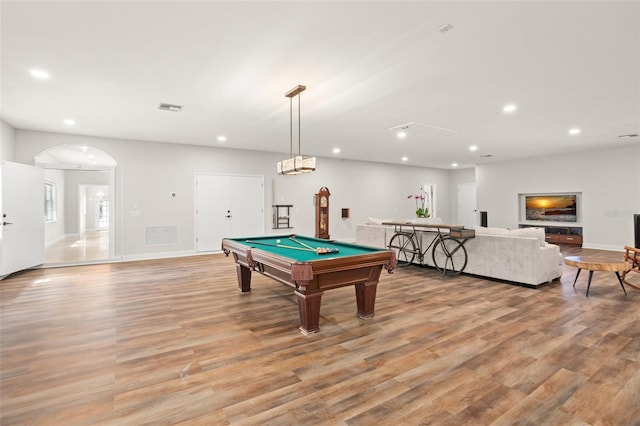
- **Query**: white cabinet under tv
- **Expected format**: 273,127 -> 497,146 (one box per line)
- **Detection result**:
518,191 -> 583,246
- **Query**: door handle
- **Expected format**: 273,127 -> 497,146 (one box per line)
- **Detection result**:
225,215 -> 231,218
2,221 -> 13,226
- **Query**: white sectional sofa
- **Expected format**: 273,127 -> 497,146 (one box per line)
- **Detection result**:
355,221 -> 562,287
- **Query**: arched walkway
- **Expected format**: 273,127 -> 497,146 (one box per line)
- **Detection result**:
34,144 -> 117,265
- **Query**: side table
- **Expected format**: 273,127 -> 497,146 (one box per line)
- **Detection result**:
564,256 -> 631,297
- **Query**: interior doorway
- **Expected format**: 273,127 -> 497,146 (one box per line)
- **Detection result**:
195,173 -> 264,252
458,182 -> 477,227
34,145 -> 116,265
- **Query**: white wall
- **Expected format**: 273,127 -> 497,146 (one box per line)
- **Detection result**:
44,169 -> 65,246
17,129 -> 637,258
15,129 -> 453,259
1,120 -> 18,273
272,160 -> 451,239
477,144 -> 640,250
0,120 -> 16,161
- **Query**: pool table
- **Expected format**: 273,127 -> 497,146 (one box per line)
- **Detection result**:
221,235 -> 396,334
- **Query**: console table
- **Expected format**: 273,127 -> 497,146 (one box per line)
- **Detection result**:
382,222 -> 475,275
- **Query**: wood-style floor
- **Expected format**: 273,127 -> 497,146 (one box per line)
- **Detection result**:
44,230 -> 110,264
1,247 -> 639,425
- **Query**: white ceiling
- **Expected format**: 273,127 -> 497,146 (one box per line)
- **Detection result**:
1,1 -> 639,169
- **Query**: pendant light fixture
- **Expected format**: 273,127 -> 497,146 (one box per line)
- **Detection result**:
277,84 -> 316,175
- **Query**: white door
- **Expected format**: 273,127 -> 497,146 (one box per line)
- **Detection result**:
196,175 -> 232,252
1,161 -> 45,277
195,174 -> 264,252
458,183 -> 477,227
231,176 -> 265,238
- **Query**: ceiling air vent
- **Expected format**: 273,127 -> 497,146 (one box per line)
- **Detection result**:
438,23 -> 454,34
158,103 -> 183,112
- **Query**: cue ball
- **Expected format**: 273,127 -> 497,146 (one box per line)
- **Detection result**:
276,239 -> 281,243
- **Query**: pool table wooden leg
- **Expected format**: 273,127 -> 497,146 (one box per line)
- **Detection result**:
355,282 -> 377,319
295,291 -> 322,335
235,264 -> 252,292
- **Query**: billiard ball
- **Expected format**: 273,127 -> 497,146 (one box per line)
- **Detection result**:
276,239 -> 281,243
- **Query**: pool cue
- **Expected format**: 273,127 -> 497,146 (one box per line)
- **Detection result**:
245,240 -> 315,252
289,237 -> 316,251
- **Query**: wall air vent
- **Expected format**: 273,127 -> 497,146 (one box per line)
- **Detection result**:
158,103 -> 183,112
145,226 -> 179,246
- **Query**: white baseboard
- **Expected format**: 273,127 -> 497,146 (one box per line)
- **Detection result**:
582,243 -> 625,252
121,250 -> 199,262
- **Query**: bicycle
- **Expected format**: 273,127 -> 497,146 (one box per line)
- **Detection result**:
383,222 -> 471,276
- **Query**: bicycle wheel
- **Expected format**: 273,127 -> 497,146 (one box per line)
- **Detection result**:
432,236 -> 467,275
388,232 -> 417,266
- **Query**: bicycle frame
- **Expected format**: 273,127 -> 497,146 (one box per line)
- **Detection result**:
383,221 -> 473,275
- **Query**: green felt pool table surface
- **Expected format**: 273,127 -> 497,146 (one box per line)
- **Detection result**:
227,235 -> 386,261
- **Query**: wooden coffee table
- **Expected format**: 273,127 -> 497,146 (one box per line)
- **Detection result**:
564,256 -> 631,297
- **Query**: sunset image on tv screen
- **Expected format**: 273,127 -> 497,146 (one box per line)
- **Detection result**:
525,195 -> 577,222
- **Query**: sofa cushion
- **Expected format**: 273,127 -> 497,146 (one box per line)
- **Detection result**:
474,226 -> 546,247
366,217 -> 391,225
474,226 -> 510,236
507,227 -> 546,247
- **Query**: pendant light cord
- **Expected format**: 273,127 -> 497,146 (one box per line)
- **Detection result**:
289,96 -> 293,157
298,93 -> 301,156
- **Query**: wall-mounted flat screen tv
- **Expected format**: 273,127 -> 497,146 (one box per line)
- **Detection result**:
525,194 -> 577,222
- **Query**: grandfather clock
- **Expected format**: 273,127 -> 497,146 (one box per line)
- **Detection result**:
315,187 -> 330,239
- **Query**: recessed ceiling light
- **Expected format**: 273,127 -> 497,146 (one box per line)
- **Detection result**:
397,131 -> 407,139
569,128 -> 581,135
502,104 -> 517,113
451,163 -> 458,167
217,135 -> 226,142
332,148 -> 341,154
469,145 -> 478,151
30,69 -> 49,79
63,119 -> 76,126
401,156 -> 408,162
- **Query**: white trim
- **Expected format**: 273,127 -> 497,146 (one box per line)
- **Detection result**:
582,243 -> 624,252
121,250 -> 196,261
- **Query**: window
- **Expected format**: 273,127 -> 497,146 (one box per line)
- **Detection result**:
44,181 -> 57,222
423,183 -> 437,218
